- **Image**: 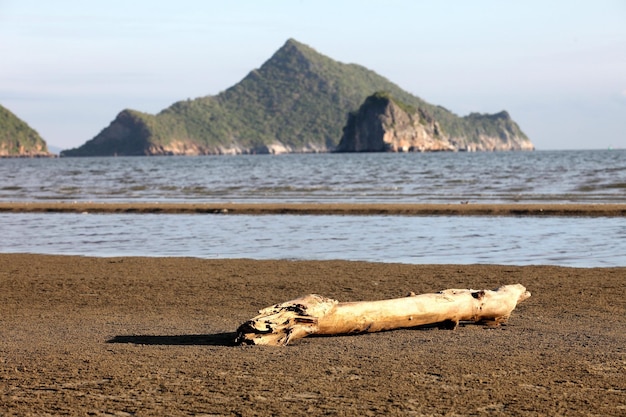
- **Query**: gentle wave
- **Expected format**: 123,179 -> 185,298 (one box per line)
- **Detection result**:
1,213 -> 624,267
2,150 -> 625,267
1,150 -> 625,203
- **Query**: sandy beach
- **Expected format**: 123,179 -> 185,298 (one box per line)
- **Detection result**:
0,254 -> 624,416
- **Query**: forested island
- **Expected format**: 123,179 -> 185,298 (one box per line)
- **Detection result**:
61,39 -> 533,156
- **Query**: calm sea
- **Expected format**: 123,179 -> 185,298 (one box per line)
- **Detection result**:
2,150 -> 625,203
1,150 -> 625,267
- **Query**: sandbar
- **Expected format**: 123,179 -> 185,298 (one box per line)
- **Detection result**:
1,201 -> 625,216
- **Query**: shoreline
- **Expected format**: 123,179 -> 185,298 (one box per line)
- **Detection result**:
1,201 -> 625,216
1,254 -> 624,415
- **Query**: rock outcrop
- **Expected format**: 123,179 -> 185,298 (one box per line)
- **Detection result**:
336,93 -> 534,152
0,105 -> 54,157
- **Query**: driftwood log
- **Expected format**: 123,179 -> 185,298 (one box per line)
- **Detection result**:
236,284 -> 530,346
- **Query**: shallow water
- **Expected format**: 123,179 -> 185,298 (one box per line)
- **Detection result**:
2,150 -> 624,266
2,213 -> 624,267
1,150 -> 625,203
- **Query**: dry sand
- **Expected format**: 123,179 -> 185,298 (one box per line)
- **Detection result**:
1,254 -> 624,416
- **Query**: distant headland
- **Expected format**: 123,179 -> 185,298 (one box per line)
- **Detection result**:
0,105 -> 54,158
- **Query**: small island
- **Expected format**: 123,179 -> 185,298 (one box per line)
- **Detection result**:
61,39 -> 534,157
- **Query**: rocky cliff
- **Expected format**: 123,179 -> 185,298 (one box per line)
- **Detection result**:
0,105 -> 53,157
336,93 -> 534,152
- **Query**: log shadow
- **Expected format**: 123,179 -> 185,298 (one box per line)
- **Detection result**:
107,332 -> 237,347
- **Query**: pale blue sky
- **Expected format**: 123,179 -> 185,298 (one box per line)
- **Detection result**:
1,0 -> 624,150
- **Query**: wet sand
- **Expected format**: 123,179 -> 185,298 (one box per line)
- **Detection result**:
1,201 -> 626,216
1,254 -> 624,416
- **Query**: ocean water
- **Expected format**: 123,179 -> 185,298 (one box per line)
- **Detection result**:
1,150 -> 625,266
1,212 -> 624,267
1,150 -> 625,203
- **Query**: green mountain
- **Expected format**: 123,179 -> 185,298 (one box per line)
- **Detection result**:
61,39 -> 533,156
0,104 -> 52,157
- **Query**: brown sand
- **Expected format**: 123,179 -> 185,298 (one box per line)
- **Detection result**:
0,254 -> 624,416
1,201 -> 626,216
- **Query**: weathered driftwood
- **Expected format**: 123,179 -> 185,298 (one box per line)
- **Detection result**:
236,284 -> 530,346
